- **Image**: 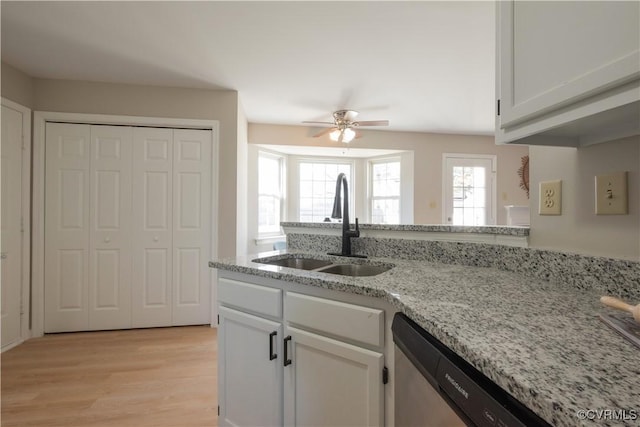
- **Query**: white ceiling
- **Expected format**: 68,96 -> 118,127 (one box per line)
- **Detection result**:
1,1 -> 496,135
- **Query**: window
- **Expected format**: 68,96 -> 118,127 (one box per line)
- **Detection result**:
298,161 -> 352,222
443,154 -> 496,226
258,152 -> 284,234
370,159 -> 401,224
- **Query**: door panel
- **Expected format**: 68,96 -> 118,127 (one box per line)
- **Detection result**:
218,307 -> 283,427
88,126 -> 132,330
176,248 -> 200,304
144,249 -> 169,306
57,249 -> 84,309
59,170 -> 86,229
1,105 -> 24,348
172,129 -> 211,326
45,123 -> 91,332
94,249 -> 120,308
284,327 -> 384,427
132,127 -> 173,327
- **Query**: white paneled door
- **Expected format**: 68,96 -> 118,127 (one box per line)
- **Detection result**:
45,123 -> 91,332
172,129 -> 211,325
88,126 -> 132,330
1,104 -> 26,349
132,127 -> 173,327
45,123 -> 212,332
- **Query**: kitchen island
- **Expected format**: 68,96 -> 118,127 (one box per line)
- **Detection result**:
211,238 -> 639,426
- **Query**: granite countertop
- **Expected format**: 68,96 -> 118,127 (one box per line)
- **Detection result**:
281,222 -> 530,236
211,250 -> 640,427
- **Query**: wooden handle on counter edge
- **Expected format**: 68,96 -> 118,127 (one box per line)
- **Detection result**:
600,296 -> 634,313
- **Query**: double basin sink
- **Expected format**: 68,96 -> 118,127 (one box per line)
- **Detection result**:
253,255 -> 393,277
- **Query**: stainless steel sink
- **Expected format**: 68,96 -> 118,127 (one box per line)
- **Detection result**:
316,263 -> 391,277
254,256 -> 393,277
256,257 -> 333,270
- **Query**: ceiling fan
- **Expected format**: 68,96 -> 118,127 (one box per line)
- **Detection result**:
303,110 -> 389,143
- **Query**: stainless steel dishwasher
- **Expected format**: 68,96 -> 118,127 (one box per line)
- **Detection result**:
392,313 -> 551,427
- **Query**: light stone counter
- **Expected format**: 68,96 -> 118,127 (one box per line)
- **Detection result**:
281,222 -> 530,247
211,250 -> 640,427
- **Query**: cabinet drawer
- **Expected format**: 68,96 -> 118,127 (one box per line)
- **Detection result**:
218,278 -> 282,318
285,292 -> 384,348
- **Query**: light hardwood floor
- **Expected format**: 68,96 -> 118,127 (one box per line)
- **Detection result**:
1,326 -> 217,427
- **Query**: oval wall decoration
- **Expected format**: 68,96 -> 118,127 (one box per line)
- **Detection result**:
518,155 -> 530,198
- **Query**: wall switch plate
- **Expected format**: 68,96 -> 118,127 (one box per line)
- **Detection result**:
595,171 -> 628,215
539,180 -> 562,215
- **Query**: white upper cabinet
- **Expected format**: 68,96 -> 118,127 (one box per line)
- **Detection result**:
496,1 -> 640,146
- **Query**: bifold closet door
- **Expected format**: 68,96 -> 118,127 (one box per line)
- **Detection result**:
45,124 -> 132,332
131,128 -> 211,327
88,126 -> 132,330
172,129 -> 211,326
131,128 -> 174,327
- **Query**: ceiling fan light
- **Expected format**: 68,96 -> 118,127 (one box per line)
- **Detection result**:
342,128 -> 355,143
329,129 -> 342,142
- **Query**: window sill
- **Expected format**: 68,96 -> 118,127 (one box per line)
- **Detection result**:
254,235 -> 286,246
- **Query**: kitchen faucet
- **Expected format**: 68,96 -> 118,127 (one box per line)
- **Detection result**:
328,173 -> 366,258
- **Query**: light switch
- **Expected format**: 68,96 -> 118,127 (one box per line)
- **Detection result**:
539,180 -> 562,215
595,172 -> 628,215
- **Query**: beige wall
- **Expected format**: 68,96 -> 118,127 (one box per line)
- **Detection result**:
0,70 -> 241,257
1,62 -> 34,108
529,136 -> 640,260
248,123 -> 530,225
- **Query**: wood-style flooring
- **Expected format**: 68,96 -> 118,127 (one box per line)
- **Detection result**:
1,326 -> 217,427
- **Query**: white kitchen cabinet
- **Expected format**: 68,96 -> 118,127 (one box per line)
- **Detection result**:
283,326 -> 383,427
218,306 -> 283,427
217,275 -> 386,427
496,1 -> 640,146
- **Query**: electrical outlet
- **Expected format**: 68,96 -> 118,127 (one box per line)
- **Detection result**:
595,171 -> 628,215
539,180 -> 562,215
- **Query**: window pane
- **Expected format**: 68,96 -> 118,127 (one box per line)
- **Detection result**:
449,162 -> 489,226
299,161 -> 352,222
312,163 -> 325,181
300,163 -> 312,180
370,160 -> 401,224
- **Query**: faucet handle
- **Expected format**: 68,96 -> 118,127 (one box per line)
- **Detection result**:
354,218 -> 360,236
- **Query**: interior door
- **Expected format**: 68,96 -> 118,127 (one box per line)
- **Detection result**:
1,104 -> 25,349
131,127 -> 173,327
88,126 -> 132,330
44,123 -> 91,332
443,155 -> 496,226
172,129 -> 211,325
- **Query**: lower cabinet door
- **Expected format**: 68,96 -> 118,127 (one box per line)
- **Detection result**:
218,306 -> 283,427
283,326 -> 384,427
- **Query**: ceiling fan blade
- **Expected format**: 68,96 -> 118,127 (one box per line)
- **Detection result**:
313,127 -> 336,138
302,121 -> 335,126
354,120 -> 389,127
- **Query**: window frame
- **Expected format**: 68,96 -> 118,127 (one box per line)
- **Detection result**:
257,150 -> 286,237
367,156 -> 402,224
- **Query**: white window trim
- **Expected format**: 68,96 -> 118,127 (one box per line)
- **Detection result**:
442,153 -> 497,225
367,156 -> 402,224
257,150 -> 286,237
